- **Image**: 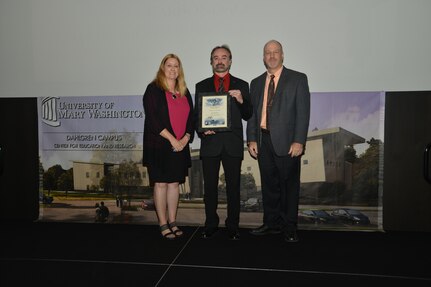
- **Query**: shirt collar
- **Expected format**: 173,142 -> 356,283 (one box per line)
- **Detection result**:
214,73 -> 230,81
267,66 -> 283,79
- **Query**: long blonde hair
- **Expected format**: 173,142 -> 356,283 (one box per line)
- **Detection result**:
154,54 -> 187,96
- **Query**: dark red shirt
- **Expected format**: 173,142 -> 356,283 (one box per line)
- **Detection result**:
214,73 -> 230,92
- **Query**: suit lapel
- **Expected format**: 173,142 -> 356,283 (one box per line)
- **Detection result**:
273,67 -> 288,108
273,67 -> 288,104
256,73 -> 266,113
207,76 -> 216,92
229,76 -> 235,90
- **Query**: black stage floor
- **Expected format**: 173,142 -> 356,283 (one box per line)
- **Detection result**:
1,221 -> 431,286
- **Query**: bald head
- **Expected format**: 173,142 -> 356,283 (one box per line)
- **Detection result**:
264,40 -> 283,54
263,40 -> 284,73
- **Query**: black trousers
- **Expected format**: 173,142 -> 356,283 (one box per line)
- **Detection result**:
258,132 -> 301,232
201,149 -> 242,231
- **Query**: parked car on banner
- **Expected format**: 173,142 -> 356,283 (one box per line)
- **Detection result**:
240,197 -> 261,212
330,208 -> 370,225
298,209 -> 336,224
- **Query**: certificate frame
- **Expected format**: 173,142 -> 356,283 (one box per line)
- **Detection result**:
197,92 -> 231,132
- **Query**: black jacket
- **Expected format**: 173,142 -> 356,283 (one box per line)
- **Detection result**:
194,74 -> 252,158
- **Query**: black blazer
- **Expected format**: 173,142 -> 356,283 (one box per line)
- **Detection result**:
194,74 -> 252,158
247,67 -> 310,156
142,82 -> 194,167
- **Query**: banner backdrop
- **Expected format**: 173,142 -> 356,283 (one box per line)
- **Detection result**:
38,92 -> 384,231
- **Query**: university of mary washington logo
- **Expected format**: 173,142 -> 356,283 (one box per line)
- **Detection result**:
41,97 -> 60,127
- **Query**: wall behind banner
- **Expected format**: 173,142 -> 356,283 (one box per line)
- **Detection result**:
1,0 -> 431,99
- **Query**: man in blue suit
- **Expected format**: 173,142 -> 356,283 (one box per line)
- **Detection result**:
195,45 -> 252,240
247,40 -> 310,243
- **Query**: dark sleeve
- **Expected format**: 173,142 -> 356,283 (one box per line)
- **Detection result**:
246,78 -> 258,142
236,80 -> 253,121
294,73 -> 311,144
185,89 -> 195,142
143,83 -> 168,135
194,82 -> 204,139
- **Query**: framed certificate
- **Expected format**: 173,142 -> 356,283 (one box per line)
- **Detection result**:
197,92 -> 231,132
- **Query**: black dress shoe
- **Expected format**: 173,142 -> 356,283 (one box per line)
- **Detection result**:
228,230 -> 240,240
201,228 -> 218,239
250,224 -> 281,236
285,230 -> 299,243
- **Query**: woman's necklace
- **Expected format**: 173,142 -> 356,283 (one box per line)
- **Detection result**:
169,89 -> 178,99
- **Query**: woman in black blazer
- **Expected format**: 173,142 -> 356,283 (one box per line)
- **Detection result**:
143,54 -> 194,240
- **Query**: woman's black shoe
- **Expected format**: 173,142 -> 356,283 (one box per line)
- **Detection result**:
160,224 -> 176,240
168,221 -> 183,238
